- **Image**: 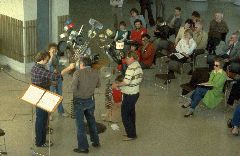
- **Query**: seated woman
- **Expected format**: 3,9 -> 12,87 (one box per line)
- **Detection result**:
166,29 -> 196,82
228,105 -> 240,135
182,58 -> 227,117
175,19 -> 195,44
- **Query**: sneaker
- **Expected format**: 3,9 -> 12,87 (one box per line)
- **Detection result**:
37,142 -> 53,147
73,148 -> 89,153
92,142 -> 100,147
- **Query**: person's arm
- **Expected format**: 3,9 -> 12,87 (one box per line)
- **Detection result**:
175,27 -> 182,44
61,63 -> 75,75
114,31 -> 119,41
208,71 -> 227,88
175,39 -> 183,53
112,67 -> 133,88
142,44 -> 154,59
119,31 -> 128,42
196,32 -> 208,50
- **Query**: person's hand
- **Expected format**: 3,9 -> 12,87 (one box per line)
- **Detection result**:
224,58 -> 229,62
112,82 -> 118,89
69,63 -> 76,70
228,40 -> 234,46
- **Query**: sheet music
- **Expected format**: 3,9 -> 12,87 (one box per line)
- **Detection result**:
173,53 -> 184,59
21,85 -> 45,105
37,91 -> 61,112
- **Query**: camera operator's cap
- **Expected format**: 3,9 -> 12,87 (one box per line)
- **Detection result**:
127,51 -> 138,60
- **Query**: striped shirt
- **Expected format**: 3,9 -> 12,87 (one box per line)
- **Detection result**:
121,61 -> 143,95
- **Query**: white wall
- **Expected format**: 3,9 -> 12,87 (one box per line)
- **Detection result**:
0,0 -> 24,20
51,0 -> 69,43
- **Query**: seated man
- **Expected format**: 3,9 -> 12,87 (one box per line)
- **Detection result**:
182,58 -> 227,117
139,33 -> 155,69
130,19 -> 147,46
208,32 -> 240,70
228,105 -> 240,136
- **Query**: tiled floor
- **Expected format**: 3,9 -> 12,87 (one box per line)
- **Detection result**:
1,0 -> 240,156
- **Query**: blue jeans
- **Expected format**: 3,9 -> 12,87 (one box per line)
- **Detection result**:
73,97 -> 99,150
190,87 -> 209,109
232,105 -> 240,127
121,93 -> 139,138
50,78 -> 64,114
35,107 -> 48,146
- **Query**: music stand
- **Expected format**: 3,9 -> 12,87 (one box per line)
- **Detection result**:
20,84 -> 63,156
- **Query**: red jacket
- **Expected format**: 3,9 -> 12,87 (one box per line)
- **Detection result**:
130,28 -> 147,45
140,42 -> 155,66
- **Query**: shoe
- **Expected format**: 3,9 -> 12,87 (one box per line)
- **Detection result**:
164,79 -> 171,85
61,113 -> 69,117
36,142 -> 53,148
73,148 -> 89,153
232,127 -> 239,136
92,142 -> 100,147
184,112 -> 193,118
122,136 -> 136,141
181,103 -> 190,108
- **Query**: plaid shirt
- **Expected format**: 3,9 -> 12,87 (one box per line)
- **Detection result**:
31,63 -> 60,89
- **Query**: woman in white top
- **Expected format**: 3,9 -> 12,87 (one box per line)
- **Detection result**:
164,29 -> 196,83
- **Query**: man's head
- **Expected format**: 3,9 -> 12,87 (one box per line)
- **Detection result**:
194,22 -> 203,33
126,51 -> 138,65
79,57 -> 92,69
174,7 -> 181,16
134,19 -> 142,30
191,11 -> 200,22
130,8 -> 139,17
229,32 -> 239,44
35,52 -> 50,64
214,12 -> 223,22
141,33 -> 151,46
47,43 -> 58,56
130,41 -> 139,51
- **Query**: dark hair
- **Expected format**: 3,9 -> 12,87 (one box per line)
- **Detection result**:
156,17 -> 164,24
192,11 -> 200,18
141,33 -> 151,39
134,19 -> 142,25
119,21 -> 126,27
130,8 -> 139,15
185,19 -> 195,28
80,57 -> 92,67
115,74 -> 124,82
126,51 -> 138,60
155,25 -> 169,40
35,51 -> 50,62
47,43 -> 57,51
130,41 -> 139,49
175,7 -> 181,11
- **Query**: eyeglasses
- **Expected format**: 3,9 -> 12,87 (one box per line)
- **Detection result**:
214,64 -> 220,67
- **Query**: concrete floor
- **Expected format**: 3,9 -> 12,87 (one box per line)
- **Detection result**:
1,0 -> 240,155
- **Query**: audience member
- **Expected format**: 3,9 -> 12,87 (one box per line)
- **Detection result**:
139,33 -> 155,69
228,105 -> 240,135
129,8 -> 147,29
207,12 -> 229,54
191,11 -> 201,23
130,19 -> 147,45
114,21 -> 129,43
182,58 -> 227,117
175,19 -> 195,44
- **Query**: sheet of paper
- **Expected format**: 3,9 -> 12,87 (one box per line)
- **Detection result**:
173,53 -> 184,59
37,91 -> 61,112
21,85 -> 45,105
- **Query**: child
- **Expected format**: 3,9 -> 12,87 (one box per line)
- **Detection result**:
114,21 -> 129,43
102,75 -> 123,122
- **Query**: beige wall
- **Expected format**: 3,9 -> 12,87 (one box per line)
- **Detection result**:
0,0 -> 24,20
